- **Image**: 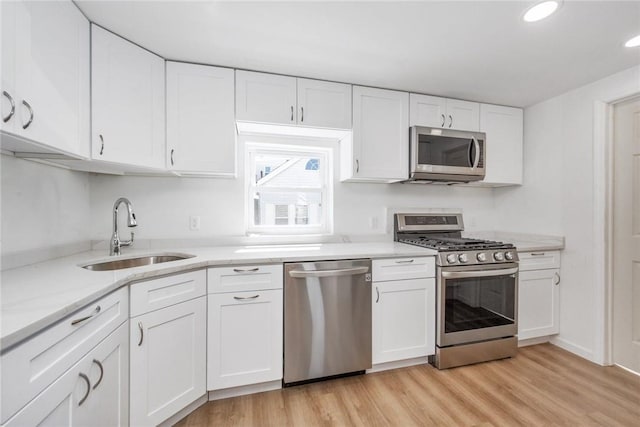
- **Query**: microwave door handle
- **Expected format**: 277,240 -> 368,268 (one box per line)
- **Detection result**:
472,137 -> 480,169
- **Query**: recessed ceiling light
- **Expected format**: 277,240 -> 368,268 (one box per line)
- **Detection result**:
625,35 -> 640,48
523,1 -> 560,23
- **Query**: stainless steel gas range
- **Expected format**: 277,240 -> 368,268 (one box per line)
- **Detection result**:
394,213 -> 519,369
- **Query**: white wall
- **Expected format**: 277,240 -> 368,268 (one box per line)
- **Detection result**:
1,155 -> 91,266
495,65 -> 640,364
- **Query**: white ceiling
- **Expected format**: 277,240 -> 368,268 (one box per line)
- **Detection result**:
76,0 -> 640,107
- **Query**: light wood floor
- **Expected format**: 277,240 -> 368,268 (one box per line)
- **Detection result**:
175,344 -> 640,426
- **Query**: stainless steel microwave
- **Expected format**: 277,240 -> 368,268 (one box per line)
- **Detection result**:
408,126 -> 486,183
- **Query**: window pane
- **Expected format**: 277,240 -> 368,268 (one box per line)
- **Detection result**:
252,191 -> 322,227
254,153 -> 323,189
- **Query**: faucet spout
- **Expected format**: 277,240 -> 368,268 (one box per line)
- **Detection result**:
110,197 -> 137,256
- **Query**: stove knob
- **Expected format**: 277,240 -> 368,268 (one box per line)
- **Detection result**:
477,252 -> 487,262
458,253 -> 469,263
493,252 -> 505,261
505,251 -> 514,261
446,253 -> 458,264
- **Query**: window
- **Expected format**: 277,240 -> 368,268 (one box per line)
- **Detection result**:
246,143 -> 332,235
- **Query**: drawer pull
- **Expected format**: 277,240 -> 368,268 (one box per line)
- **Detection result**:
234,294 -> 260,301
78,373 -> 91,406
71,305 -> 101,326
92,359 -> 104,390
530,252 -> 546,256
395,259 -> 414,264
233,267 -> 259,273
2,90 -> 15,123
375,286 -> 380,303
138,322 -> 144,346
554,272 -> 561,286
22,99 -> 34,129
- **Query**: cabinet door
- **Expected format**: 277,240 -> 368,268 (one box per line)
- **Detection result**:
11,0 -> 90,157
297,78 -> 351,129
3,322 -> 129,427
518,269 -> 560,340
236,70 -> 296,125
479,103 -> 523,185
446,99 -> 479,131
130,297 -> 206,426
372,278 -> 435,364
166,62 -> 235,175
91,24 -> 165,169
352,86 -> 409,181
208,290 -> 283,390
0,1 -> 17,134
409,93 -> 447,128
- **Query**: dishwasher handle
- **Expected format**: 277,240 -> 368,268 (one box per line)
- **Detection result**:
288,266 -> 369,278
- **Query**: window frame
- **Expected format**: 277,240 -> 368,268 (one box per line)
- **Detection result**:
245,141 -> 333,236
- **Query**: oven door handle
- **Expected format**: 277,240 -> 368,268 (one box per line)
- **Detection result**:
441,267 -> 518,279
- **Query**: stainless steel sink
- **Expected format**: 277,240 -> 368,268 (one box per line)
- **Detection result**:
81,254 -> 195,271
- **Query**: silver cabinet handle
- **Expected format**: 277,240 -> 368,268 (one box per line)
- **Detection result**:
440,114 -> 445,127
2,90 -> 15,123
376,286 -> 380,303
138,322 -> 144,346
448,114 -> 453,128
92,359 -> 104,390
22,100 -> 34,129
289,266 -> 370,278
290,105 -> 294,122
234,294 -> 259,301
301,106 -> 304,122
554,272 -> 561,286
356,159 -> 360,173
530,252 -> 546,256
472,136 -> 480,169
442,267 -> 519,279
233,267 -> 259,273
170,149 -> 175,166
395,259 -> 414,264
78,373 -> 91,406
71,305 -> 101,326
99,134 -> 104,155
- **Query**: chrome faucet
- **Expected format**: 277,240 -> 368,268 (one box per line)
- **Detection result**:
110,197 -> 137,256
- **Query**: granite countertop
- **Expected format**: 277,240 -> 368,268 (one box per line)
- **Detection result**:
464,231 -> 565,252
0,242 -> 436,350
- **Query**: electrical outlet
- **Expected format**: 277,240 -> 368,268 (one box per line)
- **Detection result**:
189,216 -> 201,231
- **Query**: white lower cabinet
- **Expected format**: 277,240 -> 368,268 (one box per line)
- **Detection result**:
207,289 -> 283,390
371,257 -> 436,365
3,321 -> 129,427
129,296 -> 206,426
517,250 -> 561,340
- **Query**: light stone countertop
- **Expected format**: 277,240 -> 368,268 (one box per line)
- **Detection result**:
464,231 -> 565,252
1,242 -> 436,350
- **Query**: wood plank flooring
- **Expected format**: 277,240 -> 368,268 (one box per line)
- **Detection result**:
175,344 -> 640,426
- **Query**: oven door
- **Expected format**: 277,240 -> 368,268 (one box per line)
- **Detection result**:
437,263 -> 518,347
410,126 -> 485,179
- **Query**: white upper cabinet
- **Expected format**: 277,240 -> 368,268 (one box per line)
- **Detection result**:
346,85 -> 409,182
0,0 -> 89,158
91,25 -> 165,169
410,93 -> 479,132
296,78 -> 351,129
236,70 -> 297,125
236,70 -> 352,129
479,103 -> 523,186
166,62 -> 235,176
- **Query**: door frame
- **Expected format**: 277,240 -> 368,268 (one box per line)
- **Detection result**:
593,90 -> 640,366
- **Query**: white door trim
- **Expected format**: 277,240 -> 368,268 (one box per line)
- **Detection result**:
593,91 -> 640,366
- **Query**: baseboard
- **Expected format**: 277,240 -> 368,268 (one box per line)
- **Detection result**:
551,336 -> 595,363
366,356 -> 430,373
208,380 -> 282,401
615,363 -> 640,377
518,336 -> 553,347
158,394 -> 207,427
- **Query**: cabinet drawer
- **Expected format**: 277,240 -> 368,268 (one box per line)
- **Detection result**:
518,251 -> 561,271
1,287 -> 128,424
208,264 -> 283,294
130,270 -> 206,317
372,257 -> 435,282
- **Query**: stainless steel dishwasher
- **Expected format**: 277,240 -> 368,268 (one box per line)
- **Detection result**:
284,259 -> 372,386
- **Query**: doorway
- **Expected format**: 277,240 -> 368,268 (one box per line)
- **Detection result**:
612,96 -> 640,374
